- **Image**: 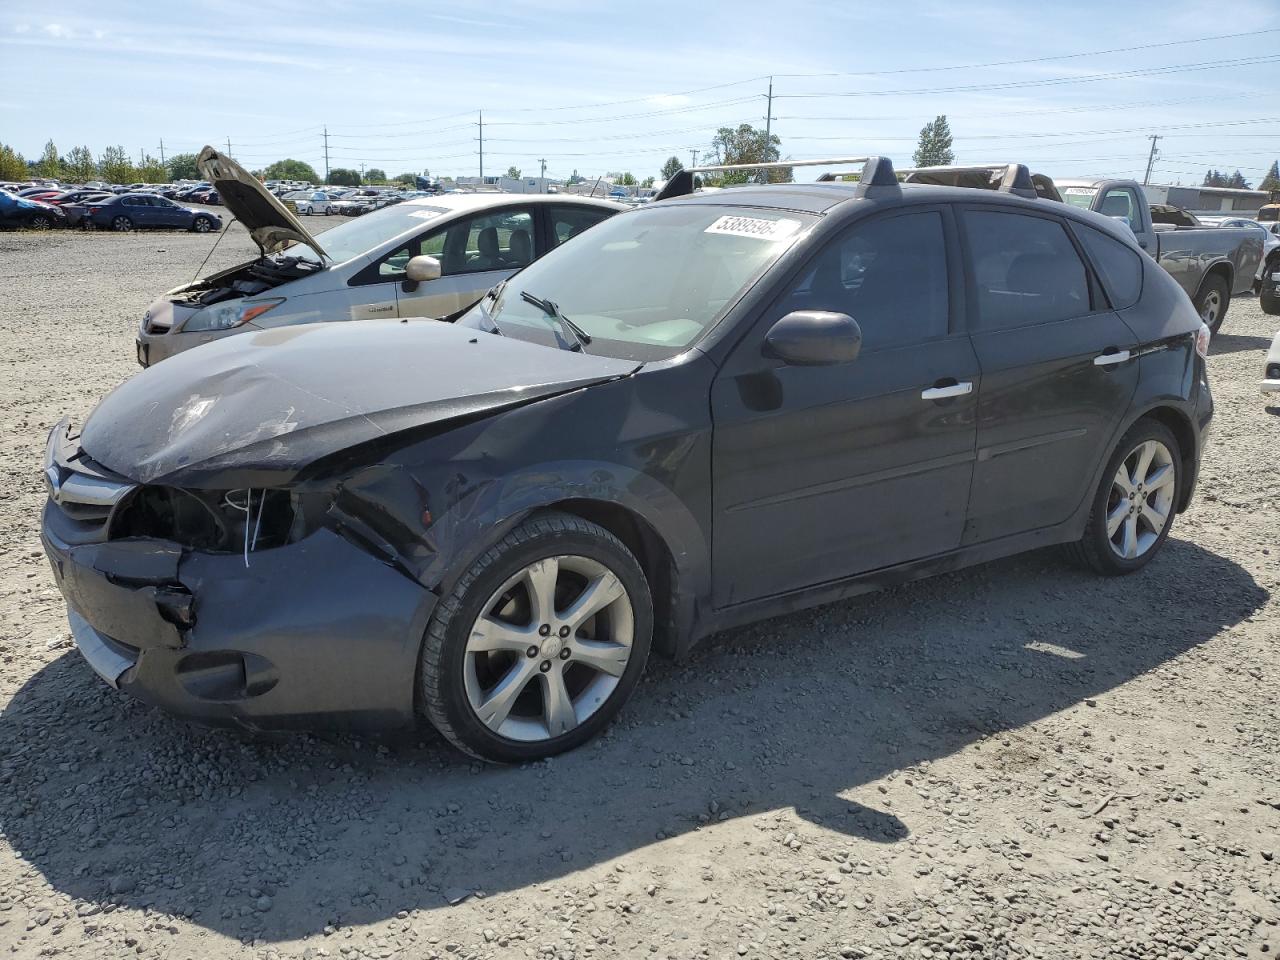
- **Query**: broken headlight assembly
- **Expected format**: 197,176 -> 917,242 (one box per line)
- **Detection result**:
180,297 -> 284,333
110,486 -> 329,563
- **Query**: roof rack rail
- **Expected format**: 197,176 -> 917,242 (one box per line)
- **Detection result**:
654,156 -> 900,202
898,163 -> 1041,199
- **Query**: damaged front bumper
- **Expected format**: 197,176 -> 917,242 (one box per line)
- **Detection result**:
40,423 -> 438,730
43,521 -> 436,730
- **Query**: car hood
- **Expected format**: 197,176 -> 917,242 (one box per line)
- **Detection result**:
196,146 -> 326,259
79,319 -> 638,486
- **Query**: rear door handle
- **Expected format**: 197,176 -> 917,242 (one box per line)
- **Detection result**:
921,381 -> 973,400
1093,349 -> 1132,367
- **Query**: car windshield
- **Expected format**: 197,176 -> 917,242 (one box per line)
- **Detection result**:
278,201 -> 452,264
1059,186 -> 1098,210
461,203 -> 815,361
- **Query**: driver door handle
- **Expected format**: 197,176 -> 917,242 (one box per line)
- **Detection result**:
921,380 -> 973,400
1093,349 -> 1132,367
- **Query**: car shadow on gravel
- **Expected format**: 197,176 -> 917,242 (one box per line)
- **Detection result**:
0,539 -> 1265,943
1209,332 -> 1273,355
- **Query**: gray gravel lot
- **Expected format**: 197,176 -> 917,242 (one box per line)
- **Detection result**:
0,217 -> 1277,959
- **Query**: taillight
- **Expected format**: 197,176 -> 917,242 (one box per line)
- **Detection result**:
1194,322 -> 1210,360
88,206 -> 101,214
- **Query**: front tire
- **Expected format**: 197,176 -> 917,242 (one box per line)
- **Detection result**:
191,216 -> 214,233
27,214 -> 52,230
1066,419 -> 1181,576
420,513 -> 653,763
110,215 -> 133,232
1193,274 -> 1230,335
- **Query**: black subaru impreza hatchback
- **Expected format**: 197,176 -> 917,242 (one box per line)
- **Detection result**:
42,158 -> 1212,762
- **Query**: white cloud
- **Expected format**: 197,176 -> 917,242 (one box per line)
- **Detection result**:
43,23 -> 69,38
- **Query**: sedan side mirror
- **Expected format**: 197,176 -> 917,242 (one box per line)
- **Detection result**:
405,255 -> 442,282
763,310 -> 862,366
1109,215 -> 1133,232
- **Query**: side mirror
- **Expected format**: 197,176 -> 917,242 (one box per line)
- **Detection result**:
1110,215 -> 1133,232
405,254 -> 442,282
763,310 -> 862,366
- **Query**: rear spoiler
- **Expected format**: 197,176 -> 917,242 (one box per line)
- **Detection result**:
654,156 -> 901,202
653,156 -> 1063,203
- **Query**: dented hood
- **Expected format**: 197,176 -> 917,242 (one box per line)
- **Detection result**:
80,320 -> 637,486
196,146 -> 326,258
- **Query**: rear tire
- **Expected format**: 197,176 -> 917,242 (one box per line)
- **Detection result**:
27,214 -> 52,230
1193,274 -> 1230,335
1262,259 -> 1280,316
1065,419 -> 1181,576
110,215 -> 133,232
420,512 -> 653,763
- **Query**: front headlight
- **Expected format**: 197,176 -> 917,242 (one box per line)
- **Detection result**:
181,297 -> 284,333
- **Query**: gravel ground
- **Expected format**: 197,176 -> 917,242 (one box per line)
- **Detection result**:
0,219 -> 1277,960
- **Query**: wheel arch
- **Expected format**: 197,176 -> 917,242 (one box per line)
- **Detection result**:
531,498 -> 681,658
1192,260 -> 1233,303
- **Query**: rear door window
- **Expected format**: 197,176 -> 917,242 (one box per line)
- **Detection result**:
962,210 -> 1092,330
550,205 -> 615,248
1074,223 -> 1144,310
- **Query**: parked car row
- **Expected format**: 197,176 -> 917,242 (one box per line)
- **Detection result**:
42,151 -> 1215,764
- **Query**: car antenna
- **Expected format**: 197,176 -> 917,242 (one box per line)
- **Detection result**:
191,216 -> 237,284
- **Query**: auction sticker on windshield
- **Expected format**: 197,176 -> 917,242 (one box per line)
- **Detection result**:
705,215 -> 802,241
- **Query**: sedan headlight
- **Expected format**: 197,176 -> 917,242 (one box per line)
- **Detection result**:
181,297 -> 284,333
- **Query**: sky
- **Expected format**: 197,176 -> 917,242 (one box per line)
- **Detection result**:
3,0 -> 1279,187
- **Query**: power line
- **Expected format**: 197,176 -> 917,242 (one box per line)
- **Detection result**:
771,27 -> 1279,78
776,54 -> 1280,99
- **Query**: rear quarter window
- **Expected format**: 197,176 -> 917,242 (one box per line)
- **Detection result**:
1074,223 -> 1144,310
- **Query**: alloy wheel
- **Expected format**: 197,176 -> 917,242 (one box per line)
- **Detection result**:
1199,290 -> 1222,325
193,217 -> 212,233
111,216 -> 132,232
29,215 -> 51,230
1106,439 -> 1175,560
463,555 -> 634,742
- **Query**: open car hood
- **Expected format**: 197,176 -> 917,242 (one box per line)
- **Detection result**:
196,146 -> 327,259
79,319 -> 637,487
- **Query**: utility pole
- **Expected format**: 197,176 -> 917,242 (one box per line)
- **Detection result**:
1143,134 -> 1161,186
538,157 -> 547,192
323,125 -> 330,185
760,76 -> 775,184
158,138 -> 165,167
689,149 -> 698,169
226,136 -> 232,157
478,110 -> 484,181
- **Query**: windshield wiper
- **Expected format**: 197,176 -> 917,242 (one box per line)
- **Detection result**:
520,290 -> 592,352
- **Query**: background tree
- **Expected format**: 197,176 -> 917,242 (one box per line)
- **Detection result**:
263,158 -> 320,182
617,172 -> 637,186
1202,169 -> 1221,187
364,167 -> 387,183
913,115 -> 955,167
393,171 -> 417,186
641,176 -> 655,188
660,155 -> 683,180
167,153 -> 200,180
62,145 -> 96,183
137,153 -> 167,182
505,165 -> 522,179
97,145 -> 135,184
327,167 -> 360,186
0,143 -> 28,181
1226,169 -> 1250,189
36,140 -> 62,179
1261,161 -> 1280,193
708,123 -> 788,184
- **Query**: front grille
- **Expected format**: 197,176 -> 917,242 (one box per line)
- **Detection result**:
143,309 -> 171,334
44,432 -> 136,545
